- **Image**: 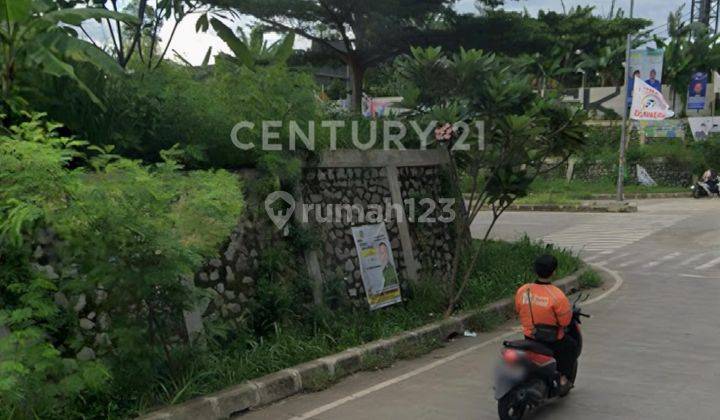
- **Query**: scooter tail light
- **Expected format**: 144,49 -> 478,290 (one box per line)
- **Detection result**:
526,352 -> 554,366
502,348 -> 524,364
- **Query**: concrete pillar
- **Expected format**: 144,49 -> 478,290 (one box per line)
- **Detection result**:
566,158 -> 577,182
385,165 -> 420,282
294,186 -> 325,305
182,275 -> 209,343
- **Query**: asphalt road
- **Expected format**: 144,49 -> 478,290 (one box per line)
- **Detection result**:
240,199 -> 720,420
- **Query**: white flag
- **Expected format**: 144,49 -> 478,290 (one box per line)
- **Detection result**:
630,77 -> 674,120
636,164 -> 657,187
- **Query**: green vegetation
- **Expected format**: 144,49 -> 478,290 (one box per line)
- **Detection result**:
1,1 -> 708,418
515,179 -> 687,205
0,116 -> 242,418
578,270 -> 603,289
0,0 -> 137,112
117,237 -> 577,417
460,124 -> 720,205
0,113 -> 582,418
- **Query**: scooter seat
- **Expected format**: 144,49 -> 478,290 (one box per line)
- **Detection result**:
503,339 -> 554,356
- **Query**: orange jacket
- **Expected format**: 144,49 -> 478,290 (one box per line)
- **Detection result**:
515,282 -> 572,340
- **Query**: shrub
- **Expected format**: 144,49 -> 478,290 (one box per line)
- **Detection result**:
0,114 -> 243,418
578,270 -> 602,289
28,61 -> 320,170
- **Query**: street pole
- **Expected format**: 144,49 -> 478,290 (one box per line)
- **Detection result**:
616,0 -> 635,201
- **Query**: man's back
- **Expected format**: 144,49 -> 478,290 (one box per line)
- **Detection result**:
515,282 -> 572,340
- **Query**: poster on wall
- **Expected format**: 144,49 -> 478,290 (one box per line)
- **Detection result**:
688,117 -> 720,140
688,72 -> 708,111
627,49 -> 665,105
633,120 -> 685,138
351,223 -> 402,310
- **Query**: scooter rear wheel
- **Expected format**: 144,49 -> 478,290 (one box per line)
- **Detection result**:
498,392 -> 527,420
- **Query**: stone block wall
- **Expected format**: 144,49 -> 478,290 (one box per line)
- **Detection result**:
574,159 -> 693,187
397,166 -> 455,283
191,208 -> 283,327
31,151 -> 459,343
301,167 -> 409,303
295,150 -> 455,307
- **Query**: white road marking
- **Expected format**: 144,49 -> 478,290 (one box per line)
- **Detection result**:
643,252 -> 682,268
289,265 -> 624,420
681,273 -> 717,279
681,252 -> 710,266
618,258 -> 645,268
697,256 -> 720,271
541,215 -> 684,253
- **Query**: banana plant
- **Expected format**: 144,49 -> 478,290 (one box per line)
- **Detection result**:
654,8 -> 720,113
204,17 -> 295,71
0,0 -> 138,112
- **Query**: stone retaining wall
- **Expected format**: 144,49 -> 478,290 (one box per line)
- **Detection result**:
573,158 -> 693,187
186,150 -> 459,333
301,166 -> 410,303
298,150 -> 456,307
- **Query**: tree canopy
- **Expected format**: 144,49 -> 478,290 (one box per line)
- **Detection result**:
201,0 -> 455,110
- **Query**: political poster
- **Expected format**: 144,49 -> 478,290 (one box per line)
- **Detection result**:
688,72 -> 708,111
688,116 -> 720,140
633,120 -> 685,139
351,223 -> 402,310
627,49 -> 665,105
630,77 -> 674,120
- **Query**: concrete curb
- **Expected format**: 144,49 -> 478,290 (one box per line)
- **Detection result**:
590,192 -> 690,200
139,271 -> 584,419
502,202 -> 637,213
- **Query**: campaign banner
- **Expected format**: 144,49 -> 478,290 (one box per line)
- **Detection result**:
633,120 -> 685,139
688,72 -> 708,110
630,77 -> 674,120
688,116 -> 720,141
627,49 -> 665,105
351,223 -> 402,310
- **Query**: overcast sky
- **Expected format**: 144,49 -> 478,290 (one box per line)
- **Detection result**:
87,0 -> 689,65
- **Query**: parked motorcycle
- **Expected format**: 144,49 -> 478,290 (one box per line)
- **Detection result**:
692,169 -> 719,198
494,295 -> 590,420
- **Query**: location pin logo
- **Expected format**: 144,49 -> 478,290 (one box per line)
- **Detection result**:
264,191 -> 296,235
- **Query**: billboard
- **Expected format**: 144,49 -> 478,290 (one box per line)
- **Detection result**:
627,49 -> 665,105
688,72 -> 708,111
351,223 -> 402,310
633,120 -> 685,139
688,117 -> 720,141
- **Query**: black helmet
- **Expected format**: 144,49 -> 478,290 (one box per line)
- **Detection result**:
534,254 -> 558,279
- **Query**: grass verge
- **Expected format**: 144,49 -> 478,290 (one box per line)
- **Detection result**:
86,237 -> 581,418
515,178 -> 687,205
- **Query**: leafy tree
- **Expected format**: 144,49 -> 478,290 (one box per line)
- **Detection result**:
446,6 -> 650,88
395,47 -> 587,315
201,0 -> 454,111
0,0 -> 137,112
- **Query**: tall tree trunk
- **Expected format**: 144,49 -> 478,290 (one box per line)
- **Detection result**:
350,60 -> 365,113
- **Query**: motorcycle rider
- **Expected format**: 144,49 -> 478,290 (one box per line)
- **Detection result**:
514,255 -> 577,390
